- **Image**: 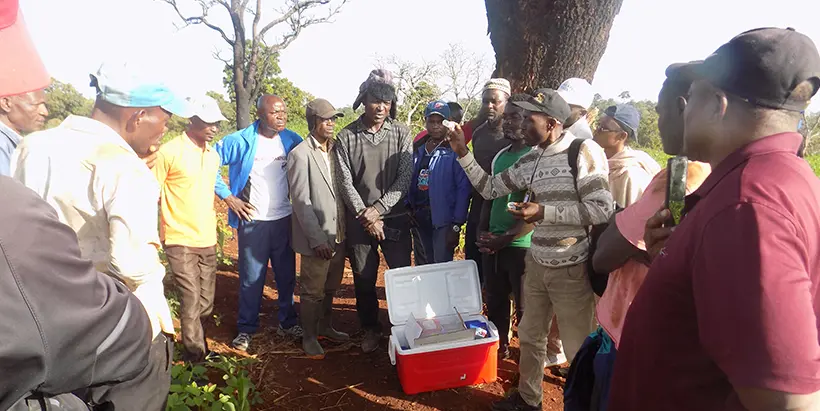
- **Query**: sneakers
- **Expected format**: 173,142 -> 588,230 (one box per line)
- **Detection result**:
231,332 -> 252,351
544,351 -> 567,368
491,392 -> 541,411
277,324 -> 304,338
361,329 -> 382,353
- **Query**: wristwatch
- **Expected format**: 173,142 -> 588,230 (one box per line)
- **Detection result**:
452,224 -> 462,233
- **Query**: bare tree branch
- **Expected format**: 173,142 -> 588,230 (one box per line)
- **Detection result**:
160,0 -> 235,45
259,0 -> 326,38
440,43 -> 491,117
158,0 -> 350,129
213,48 -> 233,67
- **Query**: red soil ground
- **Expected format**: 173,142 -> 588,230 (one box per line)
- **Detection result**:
195,201 -> 566,410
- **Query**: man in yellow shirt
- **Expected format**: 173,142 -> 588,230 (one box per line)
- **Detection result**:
154,96 -> 226,362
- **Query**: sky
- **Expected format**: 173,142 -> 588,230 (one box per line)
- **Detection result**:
20,0 -> 820,111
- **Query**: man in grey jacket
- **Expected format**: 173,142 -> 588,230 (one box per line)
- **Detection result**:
288,98 -> 350,358
0,176 -> 166,411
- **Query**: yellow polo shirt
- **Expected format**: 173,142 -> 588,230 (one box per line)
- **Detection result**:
154,134 -> 221,248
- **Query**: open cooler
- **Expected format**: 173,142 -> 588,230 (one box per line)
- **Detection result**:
386,260 -> 499,395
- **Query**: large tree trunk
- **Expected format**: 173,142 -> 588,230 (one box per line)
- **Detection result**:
485,0 -> 623,93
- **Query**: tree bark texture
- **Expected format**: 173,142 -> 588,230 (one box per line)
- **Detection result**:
485,0 -> 624,93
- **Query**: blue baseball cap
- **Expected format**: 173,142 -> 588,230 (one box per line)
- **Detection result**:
424,100 -> 451,120
90,61 -> 193,118
604,104 -> 641,140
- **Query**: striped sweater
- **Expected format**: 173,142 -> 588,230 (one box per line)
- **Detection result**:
457,132 -> 614,267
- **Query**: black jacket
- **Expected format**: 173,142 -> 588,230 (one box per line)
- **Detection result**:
0,176 -> 152,409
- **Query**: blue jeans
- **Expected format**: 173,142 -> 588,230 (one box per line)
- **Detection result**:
412,208 -> 455,265
237,216 -> 297,334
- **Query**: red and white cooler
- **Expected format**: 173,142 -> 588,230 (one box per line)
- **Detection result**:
386,260 -> 499,395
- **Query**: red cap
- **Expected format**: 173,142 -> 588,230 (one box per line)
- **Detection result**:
0,0 -> 49,97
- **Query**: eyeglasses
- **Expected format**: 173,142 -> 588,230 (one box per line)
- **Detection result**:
595,124 -> 622,133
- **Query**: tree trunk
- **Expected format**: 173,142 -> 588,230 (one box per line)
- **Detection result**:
232,35 -> 252,129
235,88 -> 251,129
485,0 -> 624,93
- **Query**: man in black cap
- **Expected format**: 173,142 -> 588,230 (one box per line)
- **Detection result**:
611,28 -> 820,411
449,88 -> 613,411
334,71 -> 413,354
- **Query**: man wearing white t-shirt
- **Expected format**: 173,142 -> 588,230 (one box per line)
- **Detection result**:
215,95 -> 304,351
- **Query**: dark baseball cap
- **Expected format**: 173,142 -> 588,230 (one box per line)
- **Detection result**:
604,104 -> 641,140
424,100 -> 451,119
512,88 -> 571,123
674,27 -> 820,112
306,98 -> 343,120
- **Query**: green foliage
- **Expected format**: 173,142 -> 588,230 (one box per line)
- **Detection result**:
167,356 -> 262,411
44,79 -> 93,128
591,94 -> 662,152
644,147 -> 673,167
207,91 -> 236,128
165,286 -> 181,321
806,154 -> 820,175
397,81 -> 441,136
215,218 -> 233,267
222,48 -> 313,129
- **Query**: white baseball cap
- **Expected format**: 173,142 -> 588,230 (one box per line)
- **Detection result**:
188,95 -> 227,123
557,78 -> 594,109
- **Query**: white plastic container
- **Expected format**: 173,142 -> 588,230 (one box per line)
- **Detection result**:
385,260 -> 499,394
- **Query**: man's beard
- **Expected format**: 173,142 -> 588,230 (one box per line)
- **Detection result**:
504,130 -> 524,141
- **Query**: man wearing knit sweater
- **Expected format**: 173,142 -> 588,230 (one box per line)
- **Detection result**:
449,89 -> 613,411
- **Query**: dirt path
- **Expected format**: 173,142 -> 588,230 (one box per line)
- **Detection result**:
201,202 -> 566,410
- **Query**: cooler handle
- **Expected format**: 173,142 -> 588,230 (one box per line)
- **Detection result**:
388,336 -> 396,366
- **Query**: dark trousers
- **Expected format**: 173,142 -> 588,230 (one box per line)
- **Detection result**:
165,245 -> 217,362
411,208 -> 455,265
77,333 -> 173,411
347,213 -> 412,331
484,246 -> 527,347
237,216 -> 297,334
465,192 -> 485,285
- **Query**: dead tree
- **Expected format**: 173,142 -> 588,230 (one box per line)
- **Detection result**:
160,0 -> 348,129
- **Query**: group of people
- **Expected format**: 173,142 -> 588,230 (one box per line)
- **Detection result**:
2,0 -> 820,408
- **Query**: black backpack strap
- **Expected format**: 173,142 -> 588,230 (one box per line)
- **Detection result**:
567,138 -> 585,205
567,138 -> 584,192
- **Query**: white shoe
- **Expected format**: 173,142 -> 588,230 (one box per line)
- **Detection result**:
544,351 -> 567,367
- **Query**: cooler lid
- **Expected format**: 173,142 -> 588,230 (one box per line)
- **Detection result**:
385,260 -> 482,326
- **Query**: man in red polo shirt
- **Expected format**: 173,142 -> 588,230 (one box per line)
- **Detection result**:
609,27 -> 820,411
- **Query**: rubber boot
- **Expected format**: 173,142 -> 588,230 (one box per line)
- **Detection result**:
317,294 -> 350,342
301,300 -> 325,358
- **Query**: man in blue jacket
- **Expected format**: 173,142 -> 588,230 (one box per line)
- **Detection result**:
215,95 -> 303,351
408,100 -> 471,264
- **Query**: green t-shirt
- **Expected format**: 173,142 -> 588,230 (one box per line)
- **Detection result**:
489,146 -> 533,249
